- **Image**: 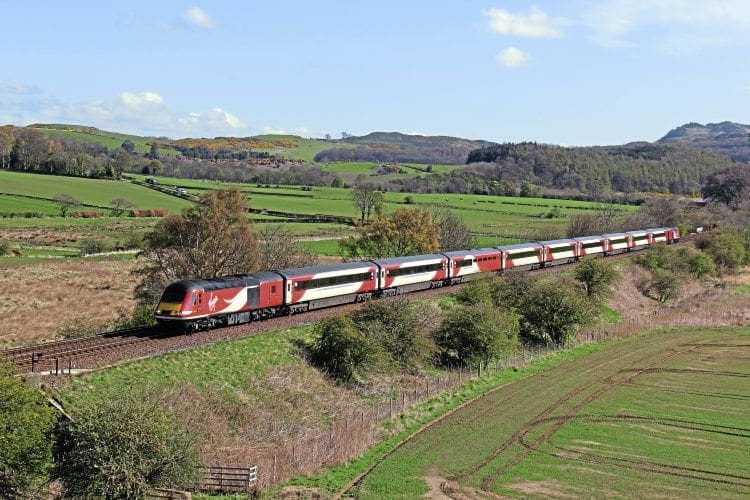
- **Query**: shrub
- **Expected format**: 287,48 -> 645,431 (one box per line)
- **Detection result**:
687,253 -> 716,278
574,258 -> 621,298
310,315 -> 374,382
350,298 -> 434,372
109,304 -> 157,330
0,358 -> 58,497
57,319 -> 100,339
706,229 -> 746,271
403,195 -> 415,205
519,277 -> 594,344
79,238 -> 105,256
650,268 -> 680,302
0,240 -> 9,257
434,305 -> 519,367
55,389 -> 202,497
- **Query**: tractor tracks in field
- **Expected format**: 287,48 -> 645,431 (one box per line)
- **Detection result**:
446,340 -> 663,485
524,415 -> 750,489
447,337 -> 706,491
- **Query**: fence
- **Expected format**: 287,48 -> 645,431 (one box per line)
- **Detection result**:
208,287 -> 750,490
199,465 -> 257,493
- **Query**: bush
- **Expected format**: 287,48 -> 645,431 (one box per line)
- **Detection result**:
310,315 -> 374,382
57,319 -> 101,339
706,229 -> 746,271
650,268 -> 680,302
434,305 -> 519,367
574,258 -> 621,298
403,195 -> 415,204
55,389 -> 202,497
79,238 -> 105,256
0,358 -> 58,497
350,299 -> 433,372
519,277 -> 594,344
109,304 -> 157,330
0,240 -> 9,257
687,252 -> 716,278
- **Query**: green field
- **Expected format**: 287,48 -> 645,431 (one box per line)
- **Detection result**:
33,126 -> 178,156
355,327 -> 750,498
0,171 -> 190,212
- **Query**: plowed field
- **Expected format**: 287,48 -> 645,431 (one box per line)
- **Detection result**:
357,327 -> 750,498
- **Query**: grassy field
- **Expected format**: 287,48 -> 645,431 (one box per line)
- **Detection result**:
355,327 -> 750,498
33,126 -> 178,156
0,171 -> 190,212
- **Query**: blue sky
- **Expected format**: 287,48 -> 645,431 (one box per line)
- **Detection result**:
1,1 -> 749,145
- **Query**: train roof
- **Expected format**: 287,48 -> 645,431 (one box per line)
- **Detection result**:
539,238 -> 577,246
602,232 -> 627,238
372,254 -> 447,266
573,235 -> 604,241
275,261 -> 376,278
164,271 -> 283,292
496,242 -> 542,251
441,248 -> 501,258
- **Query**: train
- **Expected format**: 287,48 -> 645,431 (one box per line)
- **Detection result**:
154,226 -> 681,332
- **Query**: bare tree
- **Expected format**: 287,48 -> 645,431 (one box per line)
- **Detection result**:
109,197 -> 135,217
256,224 -> 319,270
430,206 -> 477,251
351,184 -> 383,222
53,194 -> 79,218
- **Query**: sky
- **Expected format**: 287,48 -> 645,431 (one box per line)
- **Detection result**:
1,1 -> 749,146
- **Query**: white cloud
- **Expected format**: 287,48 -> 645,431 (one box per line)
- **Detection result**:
484,6 -> 566,38
0,90 -> 249,138
182,7 -> 216,28
581,0 -> 750,50
0,82 -> 43,95
495,47 -> 530,67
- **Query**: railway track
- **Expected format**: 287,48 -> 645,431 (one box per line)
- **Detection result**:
4,235 -> 698,376
5,326 -> 165,374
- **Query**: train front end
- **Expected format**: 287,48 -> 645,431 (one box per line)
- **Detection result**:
154,280 -> 200,329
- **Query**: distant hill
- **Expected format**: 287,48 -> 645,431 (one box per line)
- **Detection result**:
314,132 -> 496,165
657,121 -> 750,163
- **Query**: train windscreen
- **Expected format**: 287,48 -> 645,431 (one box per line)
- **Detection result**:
160,283 -> 189,303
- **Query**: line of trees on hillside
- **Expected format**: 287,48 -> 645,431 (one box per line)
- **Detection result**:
464,141 -> 735,196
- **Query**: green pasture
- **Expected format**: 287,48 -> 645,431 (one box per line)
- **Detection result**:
0,194 -> 60,215
0,171 -> 190,212
251,135 -> 358,162
356,327 -> 750,498
33,127 -> 177,156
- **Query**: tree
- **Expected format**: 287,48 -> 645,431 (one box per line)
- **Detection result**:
136,189 -> 259,303
0,358 -> 57,497
53,193 -> 79,217
434,305 -> 519,367
120,140 -> 136,154
339,207 -> 440,259
55,390 -> 201,497
574,258 -> 621,298
351,184 -> 383,222
109,197 -> 135,217
431,206 -> 477,251
113,151 -> 132,179
310,315 -> 373,382
702,164 -> 750,209
146,142 -> 160,160
256,223 -> 319,271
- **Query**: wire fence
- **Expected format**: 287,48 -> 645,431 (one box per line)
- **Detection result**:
211,289 -> 750,490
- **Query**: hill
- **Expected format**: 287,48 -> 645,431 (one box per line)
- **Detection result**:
657,121 -> 750,163
314,132 -> 496,165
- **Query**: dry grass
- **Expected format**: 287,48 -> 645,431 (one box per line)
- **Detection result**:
0,258 -> 141,346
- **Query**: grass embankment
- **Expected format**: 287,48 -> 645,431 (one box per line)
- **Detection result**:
33,126 -> 178,156
353,327 -> 750,498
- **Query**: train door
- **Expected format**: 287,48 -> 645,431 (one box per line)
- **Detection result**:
247,285 -> 260,309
